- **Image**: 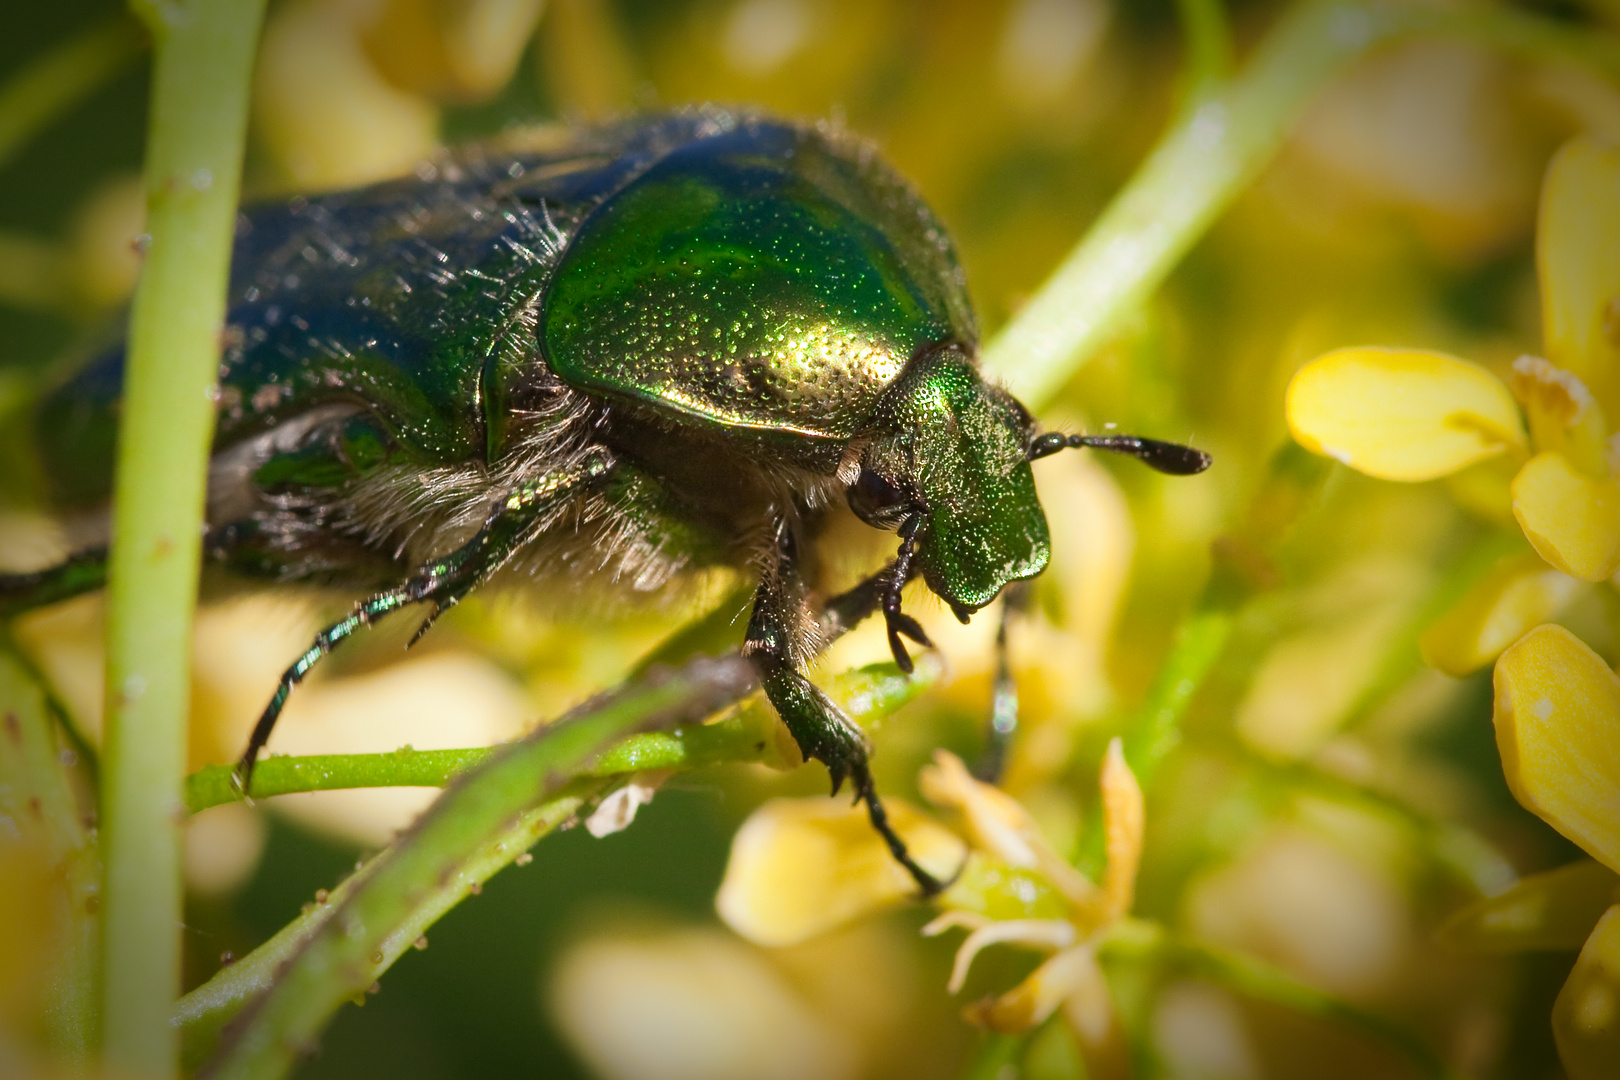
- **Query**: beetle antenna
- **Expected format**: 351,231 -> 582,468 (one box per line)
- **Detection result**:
879,514 -> 932,673
1029,431 -> 1211,475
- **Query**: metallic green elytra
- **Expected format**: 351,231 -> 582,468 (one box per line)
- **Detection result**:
2,110 -> 1209,894
542,124 -> 969,449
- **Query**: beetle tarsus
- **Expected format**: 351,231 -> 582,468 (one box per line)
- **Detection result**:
878,515 -> 932,674
855,765 -> 954,897
407,603 -> 450,648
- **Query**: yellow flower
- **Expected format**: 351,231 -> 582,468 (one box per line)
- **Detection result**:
716,741 -> 1145,1077
919,741 -> 1139,1067
1287,136 -> 1620,1080
1286,137 -> 1620,676
1436,625 -> 1620,1080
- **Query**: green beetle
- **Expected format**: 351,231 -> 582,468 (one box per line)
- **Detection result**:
3,111 -> 1206,892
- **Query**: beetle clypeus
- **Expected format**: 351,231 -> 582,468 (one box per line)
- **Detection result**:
1,109 -> 1208,893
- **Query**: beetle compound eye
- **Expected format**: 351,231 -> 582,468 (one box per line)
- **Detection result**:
847,468 -> 911,529
856,468 -> 906,507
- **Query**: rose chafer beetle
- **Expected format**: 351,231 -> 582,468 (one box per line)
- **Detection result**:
2,110 -> 1208,893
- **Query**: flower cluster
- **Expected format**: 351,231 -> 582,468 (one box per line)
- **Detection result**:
717,741 -> 1144,1075
1287,136 -> 1620,1078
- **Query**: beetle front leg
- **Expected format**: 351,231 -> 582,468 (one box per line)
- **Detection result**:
235,448 -> 615,793
744,521 -> 949,897
822,514 -> 932,669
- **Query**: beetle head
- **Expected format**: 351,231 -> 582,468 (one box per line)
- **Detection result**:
852,347 -> 1051,620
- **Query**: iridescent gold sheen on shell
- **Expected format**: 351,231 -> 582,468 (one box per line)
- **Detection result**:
541,122 -> 972,448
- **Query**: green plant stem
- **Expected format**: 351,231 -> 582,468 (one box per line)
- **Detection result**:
981,0 -> 1620,409
182,658 -> 930,812
199,656 -> 752,1079
1122,609 -> 1233,785
0,650 -> 99,1066
957,1032 -> 1025,1080
1174,0 -> 1233,105
174,656 -> 931,1062
183,703 -> 783,812
100,1 -> 265,1075
175,779 -> 599,1069
1268,759 -> 1517,898
0,15 -> 144,173
1333,527 -> 1531,739
1102,922 -> 1457,1080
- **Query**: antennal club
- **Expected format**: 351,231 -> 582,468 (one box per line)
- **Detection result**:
1029,431 -> 1211,475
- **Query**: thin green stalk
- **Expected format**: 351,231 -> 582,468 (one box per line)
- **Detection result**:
183,703 -> 782,813
1264,758 -> 1517,898
0,15 -> 144,173
1102,922 -> 1457,1080
1121,442 -> 1333,787
174,656 -> 931,1063
1122,609 -> 1233,785
1174,0 -> 1233,106
183,658 -> 930,812
981,0 -> 1620,409
176,779 -> 600,1069
200,656 -> 753,1080
956,1033 -> 1025,1080
0,651 -> 99,1066
1332,527 -> 1530,740
100,1 -> 265,1075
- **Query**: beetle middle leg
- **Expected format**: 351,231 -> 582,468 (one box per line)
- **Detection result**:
744,516 -> 949,896
0,547 -> 108,616
235,448 -> 616,793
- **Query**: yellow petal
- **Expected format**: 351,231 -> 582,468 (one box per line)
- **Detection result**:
919,750 -> 1044,868
1097,739 -> 1143,924
1509,355 -> 1610,477
1494,625 -> 1620,872
1420,552 -> 1585,676
1539,138 -> 1620,414
920,750 -> 1098,907
362,0 -> 546,101
1554,905 -> 1620,1080
255,0 -> 439,191
715,797 -> 966,947
964,945 -> 1096,1034
942,919 -> 1076,995
549,926 -> 856,1080
1439,860 -> 1620,953
1286,348 -> 1527,481
1512,452 -> 1620,582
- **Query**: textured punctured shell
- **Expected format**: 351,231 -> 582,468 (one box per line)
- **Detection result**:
542,120 -> 971,452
